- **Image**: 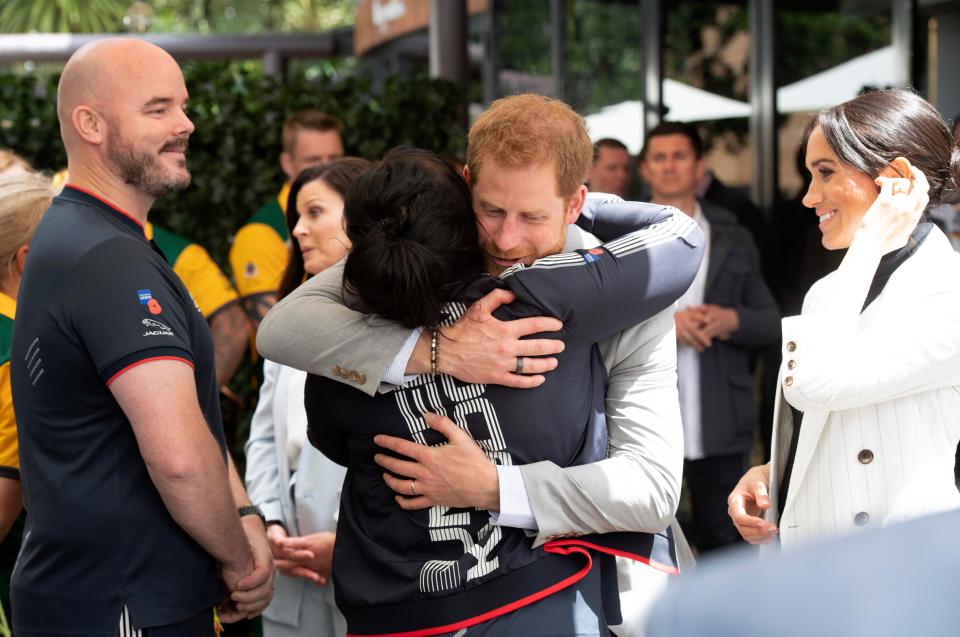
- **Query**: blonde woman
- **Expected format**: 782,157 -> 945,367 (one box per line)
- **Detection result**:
0,171 -> 54,628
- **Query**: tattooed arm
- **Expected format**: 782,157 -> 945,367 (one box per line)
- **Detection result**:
210,302 -> 254,387
239,293 -> 277,334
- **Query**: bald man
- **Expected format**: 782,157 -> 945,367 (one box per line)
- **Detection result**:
9,39 -> 273,636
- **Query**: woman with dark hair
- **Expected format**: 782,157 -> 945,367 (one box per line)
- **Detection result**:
729,89 -> 960,550
303,147 -> 704,636
245,158 -> 369,637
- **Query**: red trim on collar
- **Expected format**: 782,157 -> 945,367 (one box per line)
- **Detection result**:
63,184 -> 146,233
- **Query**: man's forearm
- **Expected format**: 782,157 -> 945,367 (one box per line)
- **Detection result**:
240,293 -> 277,332
520,309 -> 683,545
405,330 -> 431,375
211,303 -> 252,387
147,437 -> 251,570
0,478 -> 21,542
227,455 -> 253,507
115,361 -> 253,573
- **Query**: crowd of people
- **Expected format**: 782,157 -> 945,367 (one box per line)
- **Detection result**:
0,36 -> 958,637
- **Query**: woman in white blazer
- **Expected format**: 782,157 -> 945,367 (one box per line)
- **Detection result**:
728,89 -> 960,550
245,158 -> 369,636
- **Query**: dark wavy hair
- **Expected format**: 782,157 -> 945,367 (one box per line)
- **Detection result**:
342,146 -> 484,329
801,89 -> 960,208
277,157 -> 371,301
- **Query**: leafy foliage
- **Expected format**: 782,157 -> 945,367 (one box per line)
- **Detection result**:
0,0 -> 129,33
0,0 -> 355,34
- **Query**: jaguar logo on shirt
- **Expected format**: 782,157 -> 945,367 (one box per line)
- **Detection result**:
141,318 -> 173,337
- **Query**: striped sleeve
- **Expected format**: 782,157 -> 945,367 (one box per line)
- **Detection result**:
502,206 -> 704,343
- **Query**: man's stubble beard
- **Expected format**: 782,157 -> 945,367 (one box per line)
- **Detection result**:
479,225 -> 567,276
105,128 -> 191,199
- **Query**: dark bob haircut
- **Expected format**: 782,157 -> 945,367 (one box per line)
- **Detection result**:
342,146 -> 484,329
277,157 -> 371,301
801,89 -> 960,207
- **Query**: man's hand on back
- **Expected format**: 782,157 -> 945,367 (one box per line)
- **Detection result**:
408,289 -> 565,388
374,412 -> 500,511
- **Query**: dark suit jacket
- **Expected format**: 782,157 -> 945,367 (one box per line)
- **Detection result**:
697,200 -> 780,456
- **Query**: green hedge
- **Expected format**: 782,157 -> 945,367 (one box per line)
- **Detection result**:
0,60 -> 466,265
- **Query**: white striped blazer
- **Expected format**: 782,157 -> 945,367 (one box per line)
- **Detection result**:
766,226 -> 960,549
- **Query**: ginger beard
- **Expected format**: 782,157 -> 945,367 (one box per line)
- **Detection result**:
470,161 -> 576,277
477,220 -> 567,276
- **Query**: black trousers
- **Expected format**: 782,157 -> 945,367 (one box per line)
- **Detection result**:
682,452 -> 748,556
119,606 -> 215,636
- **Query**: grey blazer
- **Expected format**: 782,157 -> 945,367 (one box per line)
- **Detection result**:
696,200 -> 780,456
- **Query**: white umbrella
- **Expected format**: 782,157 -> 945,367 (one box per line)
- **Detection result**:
776,46 -> 897,113
585,79 -> 752,154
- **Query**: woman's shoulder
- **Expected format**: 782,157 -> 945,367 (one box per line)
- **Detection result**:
800,271 -> 837,314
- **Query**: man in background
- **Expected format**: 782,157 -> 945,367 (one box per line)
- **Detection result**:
588,137 -> 632,199
640,121 -> 779,556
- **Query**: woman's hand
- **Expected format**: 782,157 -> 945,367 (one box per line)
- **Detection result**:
727,464 -> 779,545
273,532 -> 335,586
265,523 -> 289,559
859,160 -> 930,254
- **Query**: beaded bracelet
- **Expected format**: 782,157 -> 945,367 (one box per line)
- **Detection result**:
430,328 -> 440,376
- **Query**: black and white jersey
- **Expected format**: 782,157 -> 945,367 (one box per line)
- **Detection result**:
307,200 -> 704,637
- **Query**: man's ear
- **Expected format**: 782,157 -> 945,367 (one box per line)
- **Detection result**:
878,156 -> 912,180
462,165 -> 471,185
279,152 -> 295,181
638,159 -> 651,184
566,184 -> 587,225
72,106 -> 106,145
695,157 -> 707,182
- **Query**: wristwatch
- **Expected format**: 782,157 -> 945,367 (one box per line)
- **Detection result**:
238,505 -> 266,526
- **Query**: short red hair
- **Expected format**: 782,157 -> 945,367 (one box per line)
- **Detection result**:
467,94 -> 592,199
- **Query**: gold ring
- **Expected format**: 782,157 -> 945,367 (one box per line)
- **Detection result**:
410,480 -> 417,496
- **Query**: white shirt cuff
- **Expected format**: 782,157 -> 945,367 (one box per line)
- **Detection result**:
381,327 -> 423,386
489,465 -> 538,530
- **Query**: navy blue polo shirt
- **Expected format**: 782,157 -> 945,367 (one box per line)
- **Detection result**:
10,186 -> 225,635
